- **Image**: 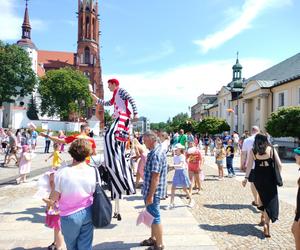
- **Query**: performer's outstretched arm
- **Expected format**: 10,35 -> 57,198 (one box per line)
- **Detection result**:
90,91 -> 113,107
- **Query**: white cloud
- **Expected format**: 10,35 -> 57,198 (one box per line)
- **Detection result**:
194,0 -> 292,53
0,0 -> 46,41
129,41 -> 175,65
103,57 -> 273,122
0,0 -> 22,40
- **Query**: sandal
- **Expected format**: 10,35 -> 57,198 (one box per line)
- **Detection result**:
47,242 -> 56,250
140,237 -> 156,246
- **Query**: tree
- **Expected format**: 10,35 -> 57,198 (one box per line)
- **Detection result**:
178,119 -> 197,134
104,110 -> 113,127
266,107 -> 300,140
26,95 -> 39,120
197,117 -> 230,135
38,67 -> 93,121
0,41 -> 37,104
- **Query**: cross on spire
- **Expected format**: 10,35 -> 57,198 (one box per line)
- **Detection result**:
25,0 -> 29,8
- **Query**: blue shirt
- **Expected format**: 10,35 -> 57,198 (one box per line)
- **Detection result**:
142,144 -> 167,199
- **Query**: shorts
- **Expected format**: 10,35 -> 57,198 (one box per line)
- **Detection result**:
216,159 -> 224,166
31,139 -> 37,145
145,196 -> 161,224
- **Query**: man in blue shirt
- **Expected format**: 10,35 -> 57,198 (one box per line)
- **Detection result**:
141,131 -> 167,250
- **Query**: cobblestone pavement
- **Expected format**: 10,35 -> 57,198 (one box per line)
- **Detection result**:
180,159 -> 296,250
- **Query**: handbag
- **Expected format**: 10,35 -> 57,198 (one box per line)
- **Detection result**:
272,148 -> 283,187
91,166 -> 112,228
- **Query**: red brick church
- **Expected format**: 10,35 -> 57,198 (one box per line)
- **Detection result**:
19,0 -> 104,128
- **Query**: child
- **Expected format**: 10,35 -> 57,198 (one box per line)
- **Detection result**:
168,143 -> 194,209
16,145 -> 32,184
42,144 -> 64,250
45,143 -> 62,169
209,138 -> 215,156
226,139 -> 235,177
186,141 -> 203,194
215,139 -> 226,180
43,171 -> 64,250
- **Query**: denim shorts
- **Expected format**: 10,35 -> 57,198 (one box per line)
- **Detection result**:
145,196 -> 161,224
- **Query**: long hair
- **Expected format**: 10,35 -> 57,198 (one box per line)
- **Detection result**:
253,133 -> 271,155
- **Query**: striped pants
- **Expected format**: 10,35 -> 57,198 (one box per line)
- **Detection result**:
104,118 -> 136,200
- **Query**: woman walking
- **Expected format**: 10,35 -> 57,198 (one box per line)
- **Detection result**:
242,134 -> 282,237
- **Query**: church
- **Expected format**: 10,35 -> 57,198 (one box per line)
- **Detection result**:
1,0 -> 104,132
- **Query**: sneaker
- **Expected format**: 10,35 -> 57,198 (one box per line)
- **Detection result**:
228,174 -> 233,178
188,199 -> 195,208
167,203 -> 175,210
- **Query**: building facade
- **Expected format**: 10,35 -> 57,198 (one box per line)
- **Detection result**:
192,53 -> 300,138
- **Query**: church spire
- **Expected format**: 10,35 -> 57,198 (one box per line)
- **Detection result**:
22,0 -> 31,39
232,51 -> 243,81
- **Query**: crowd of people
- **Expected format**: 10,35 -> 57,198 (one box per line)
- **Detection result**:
0,79 -> 299,250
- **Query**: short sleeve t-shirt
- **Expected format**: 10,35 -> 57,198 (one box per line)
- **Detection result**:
54,165 -> 96,216
226,145 -> 234,158
242,135 -> 256,167
186,147 -> 202,170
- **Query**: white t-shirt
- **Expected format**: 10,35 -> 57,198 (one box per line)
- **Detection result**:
173,154 -> 187,169
161,140 -> 170,153
55,165 -> 96,216
242,135 -> 256,168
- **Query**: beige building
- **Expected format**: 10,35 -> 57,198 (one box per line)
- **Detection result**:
191,94 -> 217,121
192,53 -> 300,136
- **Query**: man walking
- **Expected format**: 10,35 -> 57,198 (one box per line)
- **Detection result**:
140,131 -> 167,250
241,126 -> 260,207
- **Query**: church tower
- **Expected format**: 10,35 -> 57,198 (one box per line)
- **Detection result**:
76,0 -> 104,129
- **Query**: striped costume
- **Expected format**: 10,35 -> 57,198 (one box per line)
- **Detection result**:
97,88 -> 138,200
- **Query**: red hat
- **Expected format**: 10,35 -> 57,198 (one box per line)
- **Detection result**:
108,78 -> 119,86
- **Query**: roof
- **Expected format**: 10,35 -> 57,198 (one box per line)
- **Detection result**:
256,80 -> 276,88
38,50 -> 75,74
246,53 -> 300,83
17,38 -> 37,50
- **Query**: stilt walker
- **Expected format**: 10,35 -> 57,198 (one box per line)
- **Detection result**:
91,78 -> 138,220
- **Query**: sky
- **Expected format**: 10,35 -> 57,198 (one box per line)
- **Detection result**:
1,0 -> 300,122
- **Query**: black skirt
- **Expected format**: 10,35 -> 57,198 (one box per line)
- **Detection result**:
254,158 -> 279,223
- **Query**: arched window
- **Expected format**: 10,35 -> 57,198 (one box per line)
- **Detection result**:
84,47 -> 90,64
92,18 -> 96,40
84,71 -> 91,83
86,16 -> 90,38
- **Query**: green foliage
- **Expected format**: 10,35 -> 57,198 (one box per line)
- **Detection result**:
266,107 -> 300,139
27,95 -> 39,120
0,41 -> 37,104
150,122 -> 168,131
104,110 -> 113,127
38,67 -> 93,121
197,116 -> 230,135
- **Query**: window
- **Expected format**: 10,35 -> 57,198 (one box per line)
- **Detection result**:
278,92 -> 284,107
84,71 -> 90,81
242,103 -> 245,114
84,47 -> 90,64
257,98 -> 261,110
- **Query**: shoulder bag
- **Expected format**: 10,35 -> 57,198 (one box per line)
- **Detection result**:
272,148 -> 283,187
91,166 -> 112,228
